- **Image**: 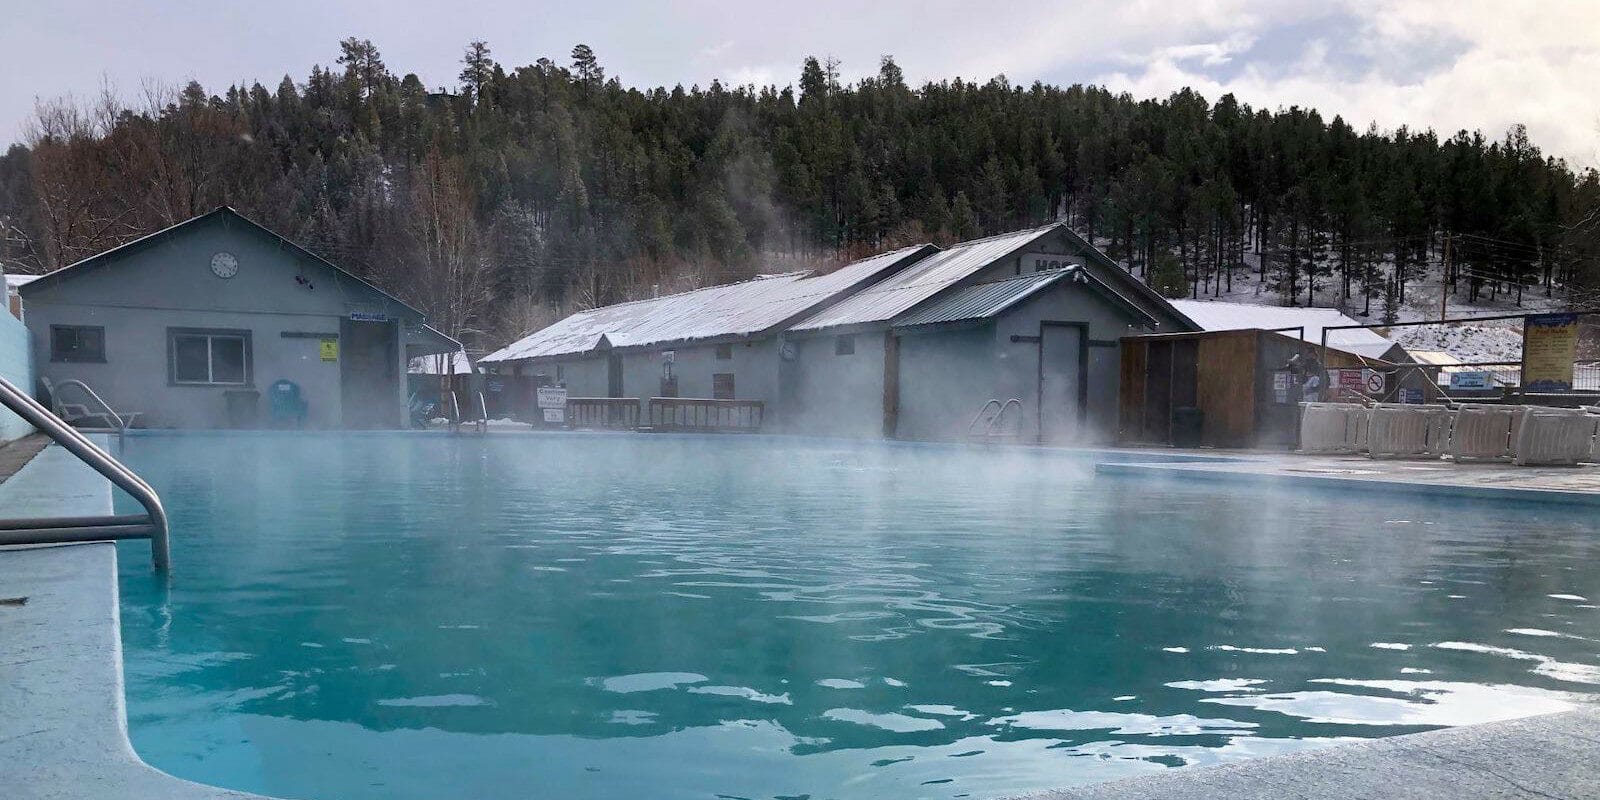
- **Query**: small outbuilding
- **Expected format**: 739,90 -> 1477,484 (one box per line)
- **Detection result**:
18,208 -> 458,429
782,224 -> 1195,443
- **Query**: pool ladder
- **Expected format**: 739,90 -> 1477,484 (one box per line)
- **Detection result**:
447,389 -> 489,434
969,398 -> 1022,443
0,373 -> 170,571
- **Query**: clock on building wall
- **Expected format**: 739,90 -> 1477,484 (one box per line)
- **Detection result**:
210,251 -> 239,279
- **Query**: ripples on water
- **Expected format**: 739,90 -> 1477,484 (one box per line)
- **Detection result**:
114,433 -> 1600,800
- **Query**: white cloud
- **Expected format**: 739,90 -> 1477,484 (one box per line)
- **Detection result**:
1093,0 -> 1600,166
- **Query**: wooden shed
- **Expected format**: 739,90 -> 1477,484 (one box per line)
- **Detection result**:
1118,328 -> 1421,449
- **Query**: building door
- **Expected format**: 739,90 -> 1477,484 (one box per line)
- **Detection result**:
340,319 -> 399,428
1039,322 -> 1085,444
607,353 -> 624,397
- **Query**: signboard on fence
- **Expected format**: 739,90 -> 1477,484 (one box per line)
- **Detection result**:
536,386 -> 569,409
1328,368 -> 1385,397
1364,370 -> 1386,394
1398,387 -> 1424,404
1450,371 -> 1492,390
542,408 -> 565,423
1522,313 -> 1579,391
1272,370 -> 1294,404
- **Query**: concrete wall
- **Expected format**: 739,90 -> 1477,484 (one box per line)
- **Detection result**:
0,304 -> 31,442
21,214 -> 418,429
778,331 -> 888,438
891,279 -> 1149,444
893,326 -> 996,442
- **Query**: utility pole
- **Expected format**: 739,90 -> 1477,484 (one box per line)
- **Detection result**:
1440,233 -> 1451,322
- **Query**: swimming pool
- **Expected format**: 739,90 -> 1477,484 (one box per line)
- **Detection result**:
113,433 -> 1600,800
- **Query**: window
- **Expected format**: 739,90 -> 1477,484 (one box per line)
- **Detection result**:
712,373 -> 735,400
715,344 -> 733,360
50,325 -> 105,363
555,363 -> 565,382
169,328 -> 251,386
834,334 -> 855,355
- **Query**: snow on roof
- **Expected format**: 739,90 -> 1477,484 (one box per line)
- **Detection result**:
5,273 -> 38,292
408,350 -> 473,375
480,245 -> 930,362
1167,299 -> 1402,360
790,225 -> 1060,332
1408,349 -> 1463,366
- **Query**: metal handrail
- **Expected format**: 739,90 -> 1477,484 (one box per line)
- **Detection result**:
968,398 -> 1023,441
475,391 -> 489,433
0,374 -> 170,571
50,378 -> 134,449
968,399 -> 1003,438
990,398 -> 1023,438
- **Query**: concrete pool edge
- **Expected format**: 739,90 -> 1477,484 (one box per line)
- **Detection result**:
0,443 -> 280,800
1095,460 -> 1600,506
1006,706 -> 1600,800
3,438 -> 1598,800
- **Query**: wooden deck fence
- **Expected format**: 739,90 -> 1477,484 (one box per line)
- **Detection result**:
566,397 -> 641,430
646,398 -> 764,432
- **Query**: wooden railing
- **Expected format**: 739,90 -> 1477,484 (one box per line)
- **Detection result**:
646,397 -> 764,432
567,397 -> 641,430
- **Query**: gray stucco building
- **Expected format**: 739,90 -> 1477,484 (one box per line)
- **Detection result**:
484,223 -> 1198,444
18,208 -> 457,429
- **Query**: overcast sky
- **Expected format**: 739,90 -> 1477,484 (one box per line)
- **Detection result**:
3,0 -> 1597,166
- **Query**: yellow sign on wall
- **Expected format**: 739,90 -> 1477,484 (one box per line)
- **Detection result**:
1522,313 -> 1578,391
320,339 -> 339,362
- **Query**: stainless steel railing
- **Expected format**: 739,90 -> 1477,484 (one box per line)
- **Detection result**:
0,373 -> 170,571
47,377 -> 137,450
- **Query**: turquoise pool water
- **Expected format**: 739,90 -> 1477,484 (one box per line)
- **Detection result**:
115,433 -> 1600,800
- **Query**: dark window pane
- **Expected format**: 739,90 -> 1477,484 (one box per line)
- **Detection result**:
212,337 -> 246,383
713,373 -> 735,400
51,326 -> 104,361
835,335 -> 855,355
715,344 -> 733,360
173,336 -> 210,382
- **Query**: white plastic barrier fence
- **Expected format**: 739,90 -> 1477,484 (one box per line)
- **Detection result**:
1367,403 -> 1453,459
1513,407 -> 1598,466
1450,405 -> 1522,462
1298,403 -> 1369,454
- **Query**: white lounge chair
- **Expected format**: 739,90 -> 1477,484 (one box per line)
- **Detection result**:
39,377 -> 142,431
1450,405 -> 1522,462
1368,403 -> 1452,459
1298,402 -> 1369,454
1513,407 -> 1598,467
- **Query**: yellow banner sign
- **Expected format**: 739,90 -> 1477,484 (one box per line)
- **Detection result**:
320,339 -> 339,362
1522,313 -> 1578,391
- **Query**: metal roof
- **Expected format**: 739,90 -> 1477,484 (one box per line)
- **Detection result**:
1168,299 -> 1402,360
480,245 -> 930,362
893,269 -> 1071,328
789,225 -> 1061,332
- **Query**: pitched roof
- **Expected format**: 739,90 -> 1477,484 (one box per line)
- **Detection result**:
17,207 -> 426,319
480,244 -> 933,362
894,270 -> 1072,328
789,225 -> 1063,332
1168,299 -> 1401,359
